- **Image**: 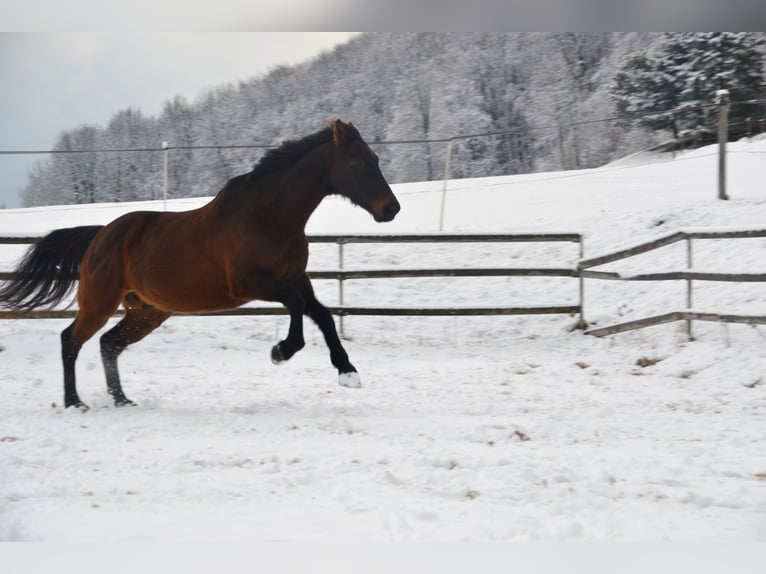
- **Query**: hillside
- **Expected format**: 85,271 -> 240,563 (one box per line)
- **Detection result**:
23,33 -> 677,207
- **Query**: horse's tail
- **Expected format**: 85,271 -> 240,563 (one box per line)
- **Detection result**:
0,225 -> 104,311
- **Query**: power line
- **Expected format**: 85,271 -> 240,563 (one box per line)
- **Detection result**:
0,101 -> 740,156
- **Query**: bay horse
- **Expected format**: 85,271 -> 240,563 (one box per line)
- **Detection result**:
0,119 -> 400,410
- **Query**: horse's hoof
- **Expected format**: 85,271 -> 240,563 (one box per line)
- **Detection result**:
339,371 -> 362,388
115,398 -> 137,408
66,401 -> 90,412
271,344 -> 286,365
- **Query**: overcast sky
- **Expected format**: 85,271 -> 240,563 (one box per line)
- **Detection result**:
0,32 -> 357,208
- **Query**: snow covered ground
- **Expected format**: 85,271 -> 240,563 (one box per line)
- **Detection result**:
1,137 -> 766,542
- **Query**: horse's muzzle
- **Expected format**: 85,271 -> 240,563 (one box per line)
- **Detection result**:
376,199 -> 401,222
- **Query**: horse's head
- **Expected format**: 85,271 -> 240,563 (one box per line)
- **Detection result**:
326,119 -> 401,223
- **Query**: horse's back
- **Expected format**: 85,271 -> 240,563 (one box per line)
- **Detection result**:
86,209 -> 240,313
84,210 -> 165,269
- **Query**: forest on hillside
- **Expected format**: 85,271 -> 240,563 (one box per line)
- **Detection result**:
22,32 -> 766,207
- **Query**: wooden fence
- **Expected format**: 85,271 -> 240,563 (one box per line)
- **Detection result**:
5,228 -> 766,339
579,229 -> 766,337
0,233 -> 585,328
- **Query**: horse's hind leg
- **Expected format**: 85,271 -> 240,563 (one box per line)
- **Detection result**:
100,298 -> 170,407
61,310 -> 114,410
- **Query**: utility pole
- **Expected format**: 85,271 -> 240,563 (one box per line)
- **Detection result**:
439,139 -> 454,232
717,89 -> 730,201
162,141 -> 169,211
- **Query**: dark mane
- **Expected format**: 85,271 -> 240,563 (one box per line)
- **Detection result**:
249,127 -> 334,181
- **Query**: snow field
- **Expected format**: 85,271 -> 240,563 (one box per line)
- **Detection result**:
1,136 -> 766,541
1,314 -> 764,541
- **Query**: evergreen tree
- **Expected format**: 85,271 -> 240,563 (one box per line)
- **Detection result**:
612,32 -> 766,139
612,52 -> 683,138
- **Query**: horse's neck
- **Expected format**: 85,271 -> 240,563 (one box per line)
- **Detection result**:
208,144 -> 332,234
261,145 -> 333,230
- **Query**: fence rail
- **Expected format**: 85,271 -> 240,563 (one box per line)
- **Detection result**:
0,233 -> 584,326
581,270 -> 766,282
586,311 -> 766,338
578,229 -> 766,270
0,305 -> 583,321
580,228 -> 766,338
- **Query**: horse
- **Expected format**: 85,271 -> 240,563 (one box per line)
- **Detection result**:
0,119 -> 401,410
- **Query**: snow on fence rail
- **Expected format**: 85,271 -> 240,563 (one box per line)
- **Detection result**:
0,233 -> 585,327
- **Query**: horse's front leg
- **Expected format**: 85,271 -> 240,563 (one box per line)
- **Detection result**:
269,284 -> 306,364
296,274 -> 361,388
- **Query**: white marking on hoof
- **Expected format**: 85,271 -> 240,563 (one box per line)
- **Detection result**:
339,371 -> 362,388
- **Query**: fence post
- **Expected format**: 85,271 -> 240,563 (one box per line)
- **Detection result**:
439,139 -> 454,232
717,90 -> 730,201
575,235 -> 587,329
338,240 -> 346,338
162,141 -> 169,211
686,236 -> 694,341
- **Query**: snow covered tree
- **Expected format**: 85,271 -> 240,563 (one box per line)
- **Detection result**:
57,127 -> 99,204
95,108 -> 161,202
385,79 -> 432,183
384,34 -> 448,182
26,33 -> 730,207
23,158 -> 58,206
470,33 -> 535,174
612,52 -> 683,137
611,33 -> 766,139
158,96 -> 196,199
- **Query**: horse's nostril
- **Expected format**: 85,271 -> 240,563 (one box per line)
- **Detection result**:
383,201 -> 401,219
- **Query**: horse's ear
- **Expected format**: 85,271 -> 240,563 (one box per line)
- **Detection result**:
331,119 -> 346,146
